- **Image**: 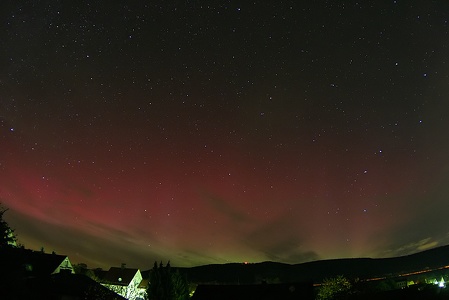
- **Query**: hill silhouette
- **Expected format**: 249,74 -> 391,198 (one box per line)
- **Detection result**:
173,245 -> 449,284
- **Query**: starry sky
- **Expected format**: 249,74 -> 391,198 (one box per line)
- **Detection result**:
1,1 -> 449,269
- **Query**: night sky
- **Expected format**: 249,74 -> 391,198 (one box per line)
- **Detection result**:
1,1 -> 449,269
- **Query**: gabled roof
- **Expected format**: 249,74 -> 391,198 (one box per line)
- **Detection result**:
0,247 -> 71,278
102,267 -> 141,286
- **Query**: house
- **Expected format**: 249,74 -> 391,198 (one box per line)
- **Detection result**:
0,247 -> 74,279
0,247 -> 123,299
396,279 -> 415,289
100,266 -> 147,300
191,282 -> 314,300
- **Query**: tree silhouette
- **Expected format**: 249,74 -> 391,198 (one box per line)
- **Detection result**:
171,269 -> 189,300
0,204 -> 16,248
317,275 -> 352,300
148,261 -> 189,300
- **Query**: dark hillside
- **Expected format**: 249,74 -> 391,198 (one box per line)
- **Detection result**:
172,245 -> 449,284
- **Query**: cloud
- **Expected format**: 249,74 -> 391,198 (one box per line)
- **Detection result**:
7,209 -> 165,269
283,251 -> 320,264
243,213 -> 318,263
175,249 -> 232,266
417,241 -> 439,251
382,237 -> 440,258
201,191 -> 250,224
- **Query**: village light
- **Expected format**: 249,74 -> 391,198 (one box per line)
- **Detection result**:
438,278 -> 445,288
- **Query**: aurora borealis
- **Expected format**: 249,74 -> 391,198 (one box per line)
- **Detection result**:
1,1 -> 449,269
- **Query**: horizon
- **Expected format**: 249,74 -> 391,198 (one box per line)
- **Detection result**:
5,222 -> 448,270
2,1 -> 449,269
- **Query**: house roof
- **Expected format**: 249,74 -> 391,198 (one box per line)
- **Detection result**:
102,267 -> 141,286
191,282 -> 314,300
139,278 -> 149,289
0,247 -> 71,278
1,273 -> 127,300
